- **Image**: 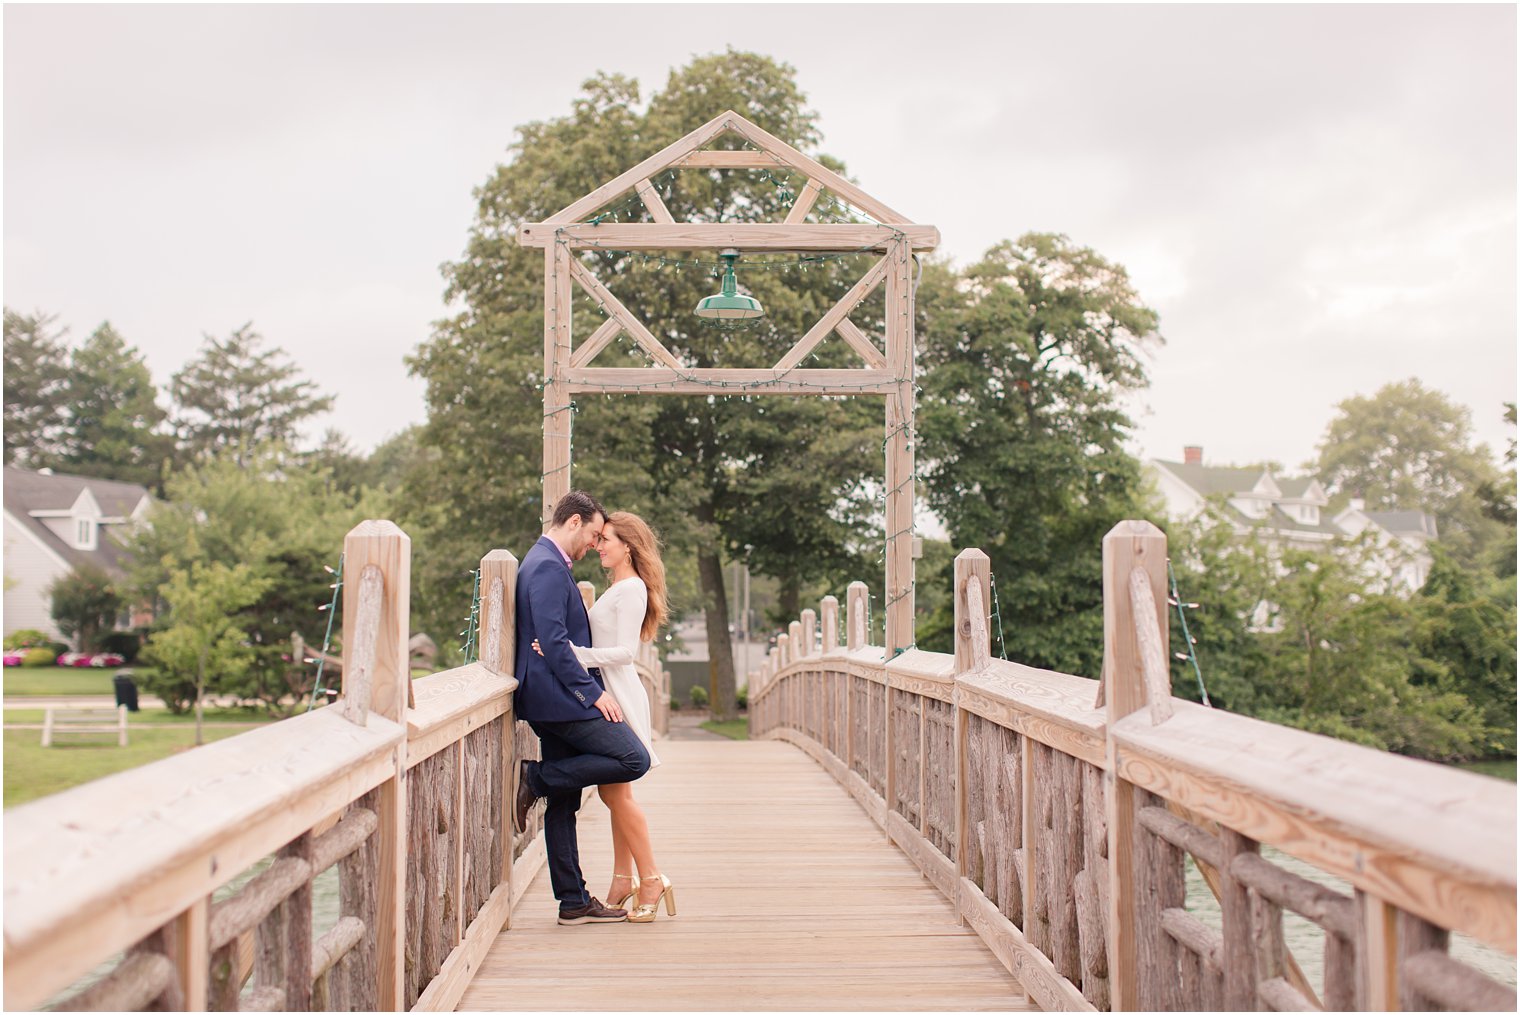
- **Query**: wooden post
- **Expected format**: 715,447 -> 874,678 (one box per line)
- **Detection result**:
846,582 -> 869,651
883,235 -> 917,655
166,898 -> 208,1011
1101,519 -> 1168,1013
953,549 -> 991,676
542,243 -> 573,527
1357,891 -> 1399,1011
341,520 -> 411,1012
800,609 -> 817,659
1219,828 -> 1259,1010
820,596 -> 838,653
478,551 -> 518,676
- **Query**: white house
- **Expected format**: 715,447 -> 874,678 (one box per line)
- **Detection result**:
3,466 -> 152,642
1146,447 -> 1437,596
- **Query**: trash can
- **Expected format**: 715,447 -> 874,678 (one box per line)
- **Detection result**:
113,673 -> 139,712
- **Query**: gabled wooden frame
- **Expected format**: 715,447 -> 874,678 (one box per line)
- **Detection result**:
518,110 -> 939,653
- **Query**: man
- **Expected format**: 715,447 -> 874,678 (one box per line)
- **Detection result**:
513,489 -> 651,925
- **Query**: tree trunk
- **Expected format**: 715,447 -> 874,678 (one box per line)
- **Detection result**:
693,523 -> 737,721
778,576 -> 801,628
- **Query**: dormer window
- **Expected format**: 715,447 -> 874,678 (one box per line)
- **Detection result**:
1300,505 -> 1319,525
75,518 -> 96,550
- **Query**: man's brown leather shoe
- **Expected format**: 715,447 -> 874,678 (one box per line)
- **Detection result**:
557,897 -> 627,925
513,760 -> 538,833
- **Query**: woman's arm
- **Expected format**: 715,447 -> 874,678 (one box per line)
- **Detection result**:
568,582 -> 646,666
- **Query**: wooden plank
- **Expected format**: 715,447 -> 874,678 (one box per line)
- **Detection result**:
675,149 -> 787,167
566,258 -> 683,369
412,878 -> 515,1012
568,317 -> 623,369
406,665 -> 515,766
542,244 -> 572,524
566,366 -> 898,396
834,318 -> 888,369
785,178 -> 824,224
1111,701 -> 1517,952
518,222 -> 941,251
715,112 -> 916,225
959,877 -> 1098,1012
1357,890 -> 1398,1011
883,236 -> 916,654
544,110 -> 738,223
634,178 -> 674,224
463,739 -> 1032,1012
773,256 -> 890,370
168,897 -> 208,1012
957,673 -> 1107,769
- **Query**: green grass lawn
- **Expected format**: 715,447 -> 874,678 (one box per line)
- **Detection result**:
4,725 -> 260,808
700,718 -> 750,741
4,707 -> 275,726
1458,758 -> 1517,782
3,667 -> 125,696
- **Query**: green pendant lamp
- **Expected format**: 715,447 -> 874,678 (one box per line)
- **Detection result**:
694,249 -> 764,321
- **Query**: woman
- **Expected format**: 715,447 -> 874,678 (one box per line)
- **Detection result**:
534,510 -> 674,923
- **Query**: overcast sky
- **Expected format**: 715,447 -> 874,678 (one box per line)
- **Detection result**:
5,5 -> 1515,474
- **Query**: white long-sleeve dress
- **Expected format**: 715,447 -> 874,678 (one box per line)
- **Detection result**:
570,576 -> 659,769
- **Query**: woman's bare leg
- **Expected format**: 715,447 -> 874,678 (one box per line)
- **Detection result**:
598,782 -> 662,905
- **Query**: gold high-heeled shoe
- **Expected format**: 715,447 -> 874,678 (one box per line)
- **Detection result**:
611,872 -> 639,910
626,873 -> 675,923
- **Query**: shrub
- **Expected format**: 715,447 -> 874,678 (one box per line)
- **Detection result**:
689,684 -> 709,708
669,699 -> 682,711
21,648 -> 57,667
3,629 -> 53,650
99,630 -> 142,664
737,686 -> 749,711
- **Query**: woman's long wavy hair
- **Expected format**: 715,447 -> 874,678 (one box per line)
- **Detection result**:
606,511 -> 668,642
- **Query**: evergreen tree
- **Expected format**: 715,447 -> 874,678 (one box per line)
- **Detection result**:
171,324 -> 334,463
49,322 -> 174,487
3,309 -> 70,466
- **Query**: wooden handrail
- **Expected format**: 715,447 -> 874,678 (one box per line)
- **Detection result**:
749,520 -> 1517,1013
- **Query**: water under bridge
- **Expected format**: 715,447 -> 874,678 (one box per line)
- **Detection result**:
5,520 -> 1515,1012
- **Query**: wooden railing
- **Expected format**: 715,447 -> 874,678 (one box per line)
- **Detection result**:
3,521 -> 669,1012
750,520 -> 1517,1011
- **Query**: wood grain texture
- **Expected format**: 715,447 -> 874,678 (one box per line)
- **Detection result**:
460,739 -> 1032,1011
1113,701 -> 1517,952
520,222 -> 941,251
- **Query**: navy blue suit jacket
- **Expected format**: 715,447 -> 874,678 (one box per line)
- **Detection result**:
514,536 -> 604,722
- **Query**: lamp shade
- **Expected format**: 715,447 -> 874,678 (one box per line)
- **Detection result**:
694,251 -> 764,320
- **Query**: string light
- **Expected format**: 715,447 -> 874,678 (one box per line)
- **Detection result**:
305,554 -> 344,712
460,568 -> 482,663
1167,559 -> 1210,706
989,571 -> 1008,661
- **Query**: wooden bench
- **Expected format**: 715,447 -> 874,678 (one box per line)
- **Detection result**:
41,706 -> 128,747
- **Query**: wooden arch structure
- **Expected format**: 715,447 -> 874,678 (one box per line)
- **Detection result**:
517,109 -> 940,653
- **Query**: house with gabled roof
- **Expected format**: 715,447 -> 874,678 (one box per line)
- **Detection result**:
3,466 -> 152,641
1147,446 -> 1437,595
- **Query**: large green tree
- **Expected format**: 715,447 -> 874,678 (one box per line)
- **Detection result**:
3,309 -> 70,466
129,445 -> 380,715
914,235 -> 1162,676
1310,380 -> 1503,564
171,324 -> 334,463
408,53 -> 889,718
47,322 -> 174,487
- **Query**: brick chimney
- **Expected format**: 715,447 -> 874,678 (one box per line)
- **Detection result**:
1183,445 -> 1203,466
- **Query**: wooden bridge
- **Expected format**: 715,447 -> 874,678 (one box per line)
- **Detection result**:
4,519 -> 1515,1012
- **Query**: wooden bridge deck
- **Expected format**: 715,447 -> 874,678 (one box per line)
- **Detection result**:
459,737 -> 1035,1011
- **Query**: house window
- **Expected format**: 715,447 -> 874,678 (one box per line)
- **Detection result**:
76,519 -> 95,548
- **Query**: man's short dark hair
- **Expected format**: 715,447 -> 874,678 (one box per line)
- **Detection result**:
551,489 -> 605,528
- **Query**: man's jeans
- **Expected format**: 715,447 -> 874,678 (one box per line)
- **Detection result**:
526,717 -> 651,908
